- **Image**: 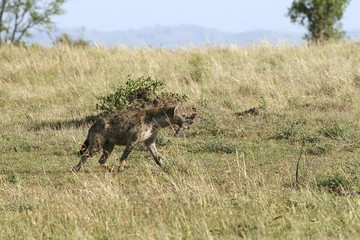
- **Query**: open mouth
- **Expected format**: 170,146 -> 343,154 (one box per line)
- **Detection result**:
174,125 -> 187,138
174,108 -> 197,138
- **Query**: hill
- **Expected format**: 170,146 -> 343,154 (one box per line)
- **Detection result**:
28,25 -> 360,48
30,24 -> 306,47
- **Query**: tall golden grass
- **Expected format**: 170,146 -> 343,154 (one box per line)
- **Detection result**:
1,41 -> 360,118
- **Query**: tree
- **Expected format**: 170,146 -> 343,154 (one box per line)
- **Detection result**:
287,0 -> 351,42
0,0 -> 66,45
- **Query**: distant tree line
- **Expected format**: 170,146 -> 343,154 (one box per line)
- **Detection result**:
53,33 -> 89,47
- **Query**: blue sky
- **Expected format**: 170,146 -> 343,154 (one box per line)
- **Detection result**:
54,0 -> 360,33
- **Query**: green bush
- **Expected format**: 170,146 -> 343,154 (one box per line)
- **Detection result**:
275,118 -> 304,141
318,121 -> 352,140
198,111 -> 221,136
316,172 -> 350,192
188,53 -> 208,82
96,76 -> 188,113
305,143 -> 330,156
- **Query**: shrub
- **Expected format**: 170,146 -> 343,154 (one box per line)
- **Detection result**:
188,53 -> 208,82
318,121 -> 352,140
305,143 -> 330,156
54,33 -> 90,47
96,76 -> 188,113
198,111 -> 221,136
275,118 -> 304,141
316,172 -> 350,192
257,95 -> 267,109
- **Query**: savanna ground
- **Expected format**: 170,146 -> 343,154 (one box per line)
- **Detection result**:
1,42 -> 360,239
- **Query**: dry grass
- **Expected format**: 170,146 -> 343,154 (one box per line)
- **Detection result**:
2,42 -> 359,115
1,42 -> 360,239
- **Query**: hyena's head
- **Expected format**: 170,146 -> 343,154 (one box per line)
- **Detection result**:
171,104 -> 197,138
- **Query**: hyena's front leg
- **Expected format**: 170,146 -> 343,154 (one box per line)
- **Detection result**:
118,142 -> 137,172
145,139 -> 163,167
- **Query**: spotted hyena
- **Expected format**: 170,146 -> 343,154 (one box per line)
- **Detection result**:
72,104 -> 197,172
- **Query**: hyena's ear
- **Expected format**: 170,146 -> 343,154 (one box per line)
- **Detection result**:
173,103 -> 181,117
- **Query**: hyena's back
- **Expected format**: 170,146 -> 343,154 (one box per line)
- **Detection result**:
86,111 -> 145,147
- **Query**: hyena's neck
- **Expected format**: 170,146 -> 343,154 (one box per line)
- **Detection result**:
151,115 -> 172,129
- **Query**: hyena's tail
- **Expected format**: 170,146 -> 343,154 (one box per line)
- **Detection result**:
79,138 -> 89,156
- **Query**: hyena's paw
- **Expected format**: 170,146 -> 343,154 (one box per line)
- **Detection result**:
101,164 -> 114,173
118,163 -> 126,173
72,165 -> 81,172
156,157 -> 164,167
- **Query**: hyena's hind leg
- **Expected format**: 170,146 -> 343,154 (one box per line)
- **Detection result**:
98,141 -> 115,171
73,151 -> 93,172
79,138 -> 89,156
72,138 -> 102,172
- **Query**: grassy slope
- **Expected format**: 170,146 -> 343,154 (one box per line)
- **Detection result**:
1,42 -> 360,239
